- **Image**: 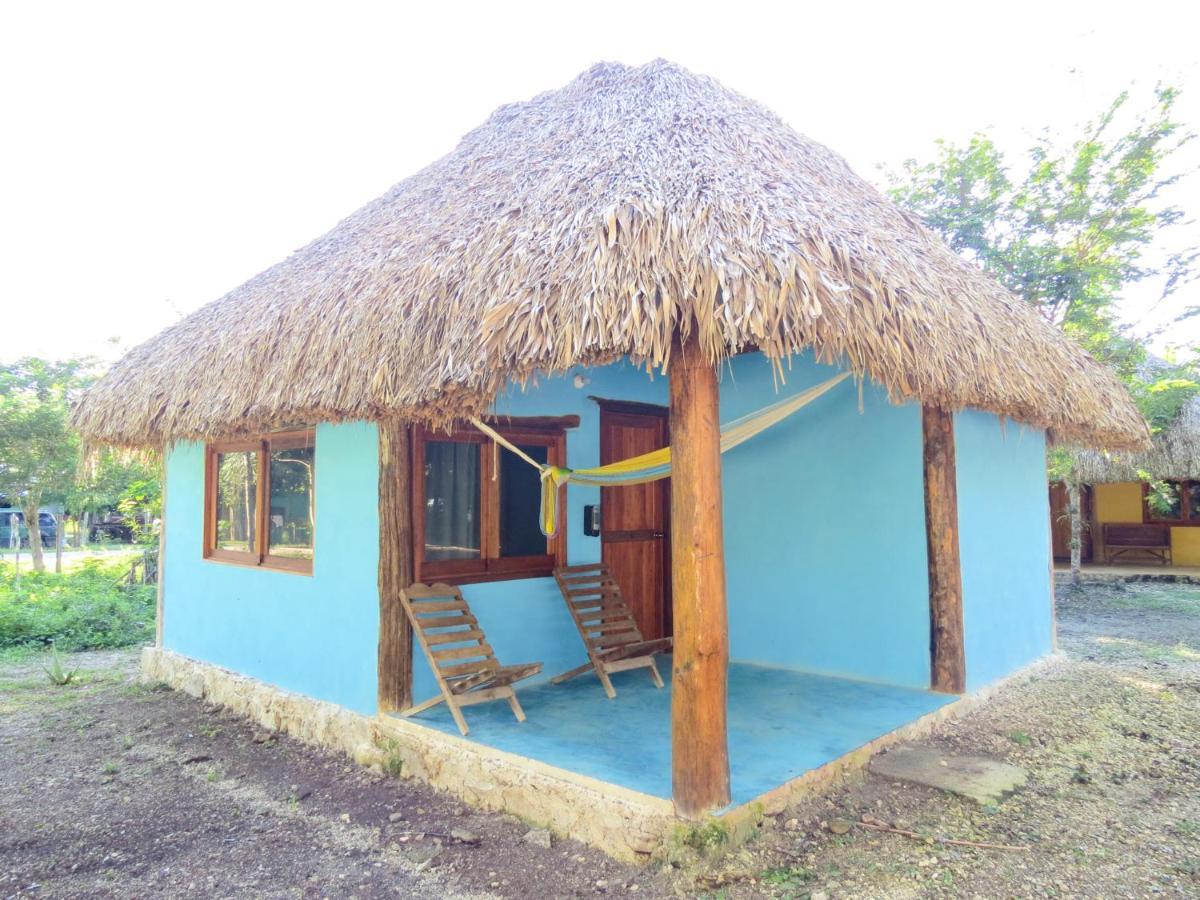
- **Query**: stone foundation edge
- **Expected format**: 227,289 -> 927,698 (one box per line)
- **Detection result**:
140,647 -> 674,861
141,647 -> 1056,862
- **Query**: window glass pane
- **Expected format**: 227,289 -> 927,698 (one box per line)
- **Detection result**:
1188,482 -> 1200,522
1146,481 -> 1182,521
268,443 -> 314,559
215,451 -> 258,552
498,443 -> 549,558
424,441 -> 481,561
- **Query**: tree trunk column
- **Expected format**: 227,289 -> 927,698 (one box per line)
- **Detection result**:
669,334 -> 731,817
1067,480 -> 1082,588
922,405 -> 966,694
378,419 -> 414,713
156,472 -> 168,647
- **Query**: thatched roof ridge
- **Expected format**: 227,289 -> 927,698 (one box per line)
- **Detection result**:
74,60 -> 1148,450
1076,397 -> 1200,483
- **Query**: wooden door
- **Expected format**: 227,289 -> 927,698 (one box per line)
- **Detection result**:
598,403 -> 671,641
1049,482 -> 1093,562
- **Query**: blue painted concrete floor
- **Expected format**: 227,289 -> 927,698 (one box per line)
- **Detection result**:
406,658 -> 954,807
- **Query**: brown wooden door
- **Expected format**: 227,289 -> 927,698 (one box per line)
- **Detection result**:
598,403 -> 671,641
1049,482 -> 1093,562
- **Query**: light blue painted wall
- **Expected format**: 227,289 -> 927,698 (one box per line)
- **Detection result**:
721,355 -> 932,688
414,355 -> 932,700
162,422 -> 381,714
955,410 -> 1054,689
160,360 -> 1051,713
412,362 -> 669,702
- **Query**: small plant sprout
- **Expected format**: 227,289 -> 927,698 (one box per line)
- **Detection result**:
43,643 -> 79,686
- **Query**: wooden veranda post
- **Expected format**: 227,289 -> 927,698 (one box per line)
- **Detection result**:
922,405 -> 966,694
156,472 -> 167,647
668,333 -> 731,817
378,419 -> 414,712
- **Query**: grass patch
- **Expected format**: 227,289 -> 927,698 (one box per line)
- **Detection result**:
1093,636 -> 1200,663
0,559 -> 154,652
760,864 -> 817,890
1082,585 -> 1200,616
670,820 -> 730,855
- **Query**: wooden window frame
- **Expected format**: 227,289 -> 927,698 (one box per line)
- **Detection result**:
203,428 -> 316,575
412,421 -> 568,585
1142,479 -> 1200,526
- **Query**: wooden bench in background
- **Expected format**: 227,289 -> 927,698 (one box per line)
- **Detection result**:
1103,523 -> 1172,566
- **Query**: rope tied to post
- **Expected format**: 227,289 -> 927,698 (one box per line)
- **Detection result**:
471,370 -> 852,537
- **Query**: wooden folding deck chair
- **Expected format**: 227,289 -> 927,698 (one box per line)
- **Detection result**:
551,563 -> 673,699
399,583 -> 543,736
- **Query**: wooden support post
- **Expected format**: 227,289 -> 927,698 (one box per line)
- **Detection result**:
669,334 -> 731,817
155,469 -> 167,648
1048,512 -> 1059,653
922,405 -> 966,694
378,419 -> 414,713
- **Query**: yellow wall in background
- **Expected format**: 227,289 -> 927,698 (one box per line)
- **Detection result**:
1092,480 -> 1200,566
1173,527 -> 1200,566
1094,482 -> 1144,523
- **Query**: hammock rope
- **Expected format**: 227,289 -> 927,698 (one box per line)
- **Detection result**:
471,370 -> 852,537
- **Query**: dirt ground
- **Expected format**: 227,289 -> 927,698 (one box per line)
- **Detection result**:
689,578 -> 1200,899
0,648 -> 672,899
2,579 -> 1198,899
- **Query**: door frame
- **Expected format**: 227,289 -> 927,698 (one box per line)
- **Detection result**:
594,397 -> 673,639
1049,481 -> 1093,563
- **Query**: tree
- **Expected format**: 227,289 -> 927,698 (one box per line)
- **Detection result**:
68,449 -> 161,546
887,86 -> 1198,586
0,359 -> 94,572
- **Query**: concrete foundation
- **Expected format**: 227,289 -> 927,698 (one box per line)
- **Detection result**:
141,646 -> 1057,861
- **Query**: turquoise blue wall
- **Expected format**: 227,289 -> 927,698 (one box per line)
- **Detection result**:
954,411 -> 1054,689
722,355 -> 932,688
160,360 -> 1052,714
162,422 -> 380,714
415,355 -> 932,699
412,362 -> 669,702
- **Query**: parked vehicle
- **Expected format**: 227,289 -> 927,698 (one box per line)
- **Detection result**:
88,510 -> 143,543
0,509 -> 59,549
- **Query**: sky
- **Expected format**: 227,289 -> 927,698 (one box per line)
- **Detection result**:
2,0 -> 1198,366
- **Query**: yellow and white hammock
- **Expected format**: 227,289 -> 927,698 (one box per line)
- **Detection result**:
470,370 -> 852,538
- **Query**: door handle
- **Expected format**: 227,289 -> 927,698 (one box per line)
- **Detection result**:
651,531 -> 665,538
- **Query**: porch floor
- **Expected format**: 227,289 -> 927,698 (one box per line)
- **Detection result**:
404,658 -> 954,807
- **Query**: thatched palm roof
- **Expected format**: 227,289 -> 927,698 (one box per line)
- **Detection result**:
1076,397 -> 1200,483
74,60 -> 1148,450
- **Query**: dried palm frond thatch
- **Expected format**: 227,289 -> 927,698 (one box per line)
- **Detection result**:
1075,398 -> 1200,483
73,60 -> 1149,450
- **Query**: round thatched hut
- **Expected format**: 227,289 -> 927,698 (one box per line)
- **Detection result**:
74,61 -> 1149,843
1054,397 -> 1200,567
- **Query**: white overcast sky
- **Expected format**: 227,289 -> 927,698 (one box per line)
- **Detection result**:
2,0 -> 1197,365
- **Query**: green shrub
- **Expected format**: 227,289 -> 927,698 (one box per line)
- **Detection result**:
0,559 -> 155,651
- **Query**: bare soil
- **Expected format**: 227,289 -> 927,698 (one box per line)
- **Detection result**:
3,579 -> 1198,899
685,579 -> 1200,898
0,652 -> 671,899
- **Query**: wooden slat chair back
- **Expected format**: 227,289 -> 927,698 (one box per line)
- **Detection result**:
551,563 -> 673,698
399,583 -> 543,735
